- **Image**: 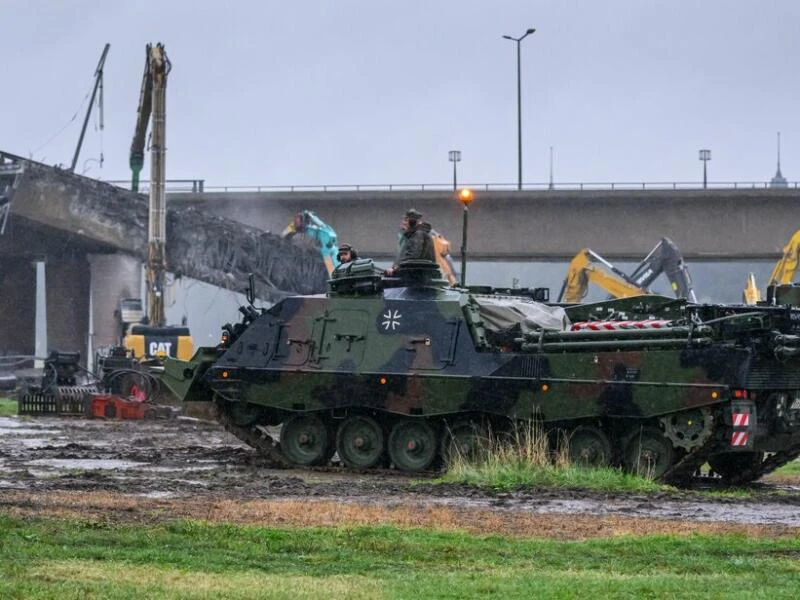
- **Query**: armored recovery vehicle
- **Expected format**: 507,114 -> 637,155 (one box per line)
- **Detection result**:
161,260 -> 800,484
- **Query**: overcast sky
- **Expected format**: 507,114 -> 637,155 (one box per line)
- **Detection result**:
3,1 -> 798,189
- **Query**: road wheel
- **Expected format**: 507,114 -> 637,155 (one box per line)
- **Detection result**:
227,401 -> 264,427
441,420 -> 488,466
336,415 -> 385,469
623,426 -> 674,479
569,426 -> 612,468
388,419 -> 437,472
280,414 -> 333,466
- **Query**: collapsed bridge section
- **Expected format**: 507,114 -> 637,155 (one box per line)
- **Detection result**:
0,151 -> 327,361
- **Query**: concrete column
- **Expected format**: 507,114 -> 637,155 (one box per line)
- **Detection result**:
35,261 -> 46,367
0,258 -> 36,358
45,255 -> 90,365
87,253 -> 142,369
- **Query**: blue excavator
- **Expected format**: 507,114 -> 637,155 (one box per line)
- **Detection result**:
281,210 -> 340,275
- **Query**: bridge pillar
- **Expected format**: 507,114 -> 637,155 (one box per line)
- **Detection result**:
45,255 -> 90,362
87,253 -> 142,365
0,258 -> 36,356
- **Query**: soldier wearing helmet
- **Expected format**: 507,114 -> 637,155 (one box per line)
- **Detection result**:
337,243 -> 358,265
385,208 -> 435,276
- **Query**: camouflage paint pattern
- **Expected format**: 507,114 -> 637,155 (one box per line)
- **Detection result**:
160,261 -> 800,479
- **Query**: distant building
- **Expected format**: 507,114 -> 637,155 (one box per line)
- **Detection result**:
770,132 -> 788,188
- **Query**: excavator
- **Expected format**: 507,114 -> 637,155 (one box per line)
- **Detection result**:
281,210 -> 459,286
558,249 -> 648,303
743,228 -> 800,305
122,43 -> 193,361
281,210 -> 339,275
425,225 -> 458,286
558,238 -> 697,304
626,237 -> 697,303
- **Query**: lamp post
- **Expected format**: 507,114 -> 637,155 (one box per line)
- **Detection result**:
698,149 -> 711,189
503,27 -> 535,191
448,150 -> 461,191
458,188 -> 474,287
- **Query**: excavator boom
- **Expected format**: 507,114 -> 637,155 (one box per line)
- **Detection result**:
282,210 -> 339,274
129,46 -> 155,193
768,229 -> 800,286
122,43 -> 192,361
429,227 -> 458,286
145,43 -> 171,327
558,249 -> 649,303
743,228 -> 800,305
627,237 -> 697,302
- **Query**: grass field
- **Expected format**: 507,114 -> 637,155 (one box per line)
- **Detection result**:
0,397 -> 17,417
0,515 -> 798,599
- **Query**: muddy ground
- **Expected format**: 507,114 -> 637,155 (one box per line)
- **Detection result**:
1,413 -> 800,540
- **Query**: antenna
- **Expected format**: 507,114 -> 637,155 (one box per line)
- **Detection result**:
548,146 -> 554,190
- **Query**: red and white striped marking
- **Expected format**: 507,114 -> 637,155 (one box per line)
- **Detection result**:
732,412 -> 751,427
571,320 -> 672,331
730,431 -> 749,447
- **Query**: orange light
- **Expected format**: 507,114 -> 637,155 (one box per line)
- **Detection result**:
379,377 -> 387,385
541,383 -> 549,392
733,389 -> 748,399
459,188 -> 474,205
711,390 -> 718,399
221,370 -> 229,379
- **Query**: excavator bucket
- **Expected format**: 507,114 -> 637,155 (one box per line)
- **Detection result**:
743,273 -> 761,305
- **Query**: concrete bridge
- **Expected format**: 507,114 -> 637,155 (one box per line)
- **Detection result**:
170,187 -> 800,261
2,147 -> 799,366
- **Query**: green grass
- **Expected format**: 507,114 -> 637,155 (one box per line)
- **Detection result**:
440,460 -> 667,493
0,516 -> 798,599
439,423 -> 670,494
0,397 -> 17,417
772,458 -> 800,477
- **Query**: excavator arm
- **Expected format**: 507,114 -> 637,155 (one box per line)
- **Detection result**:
122,43 -> 192,362
282,210 -> 339,274
627,237 -> 697,302
558,249 -> 650,303
743,229 -> 800,305
144,43 -> 171,327
429,227 -> 458,286
768,229 -> 800,286
129,46 -> 156,193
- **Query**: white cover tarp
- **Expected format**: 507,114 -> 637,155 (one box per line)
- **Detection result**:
473,295 -> 570,333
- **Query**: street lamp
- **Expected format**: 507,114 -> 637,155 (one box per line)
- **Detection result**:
458,187 -> 474,287
448,150 -> 462,191
698,149 -> 711,189
503,27 -> 536,191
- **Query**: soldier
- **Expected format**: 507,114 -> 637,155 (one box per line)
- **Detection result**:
337,243 -> 358,264
385,208 -> 435,276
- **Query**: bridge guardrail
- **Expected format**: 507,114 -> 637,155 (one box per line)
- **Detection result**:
101,179 -> 800,194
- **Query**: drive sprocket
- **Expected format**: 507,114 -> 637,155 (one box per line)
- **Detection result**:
660,407 -> 713,451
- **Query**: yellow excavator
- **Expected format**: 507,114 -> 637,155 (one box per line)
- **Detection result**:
558,238 -> 697,304
427,225 -> 458,286
743,229 -> 800,305
558,249 -> 648,303
123,43 -> 193,361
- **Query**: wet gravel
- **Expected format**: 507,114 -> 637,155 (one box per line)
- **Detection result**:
1,415 -> 800,527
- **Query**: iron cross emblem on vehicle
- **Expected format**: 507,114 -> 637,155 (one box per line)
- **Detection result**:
381,309 -> 402,330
